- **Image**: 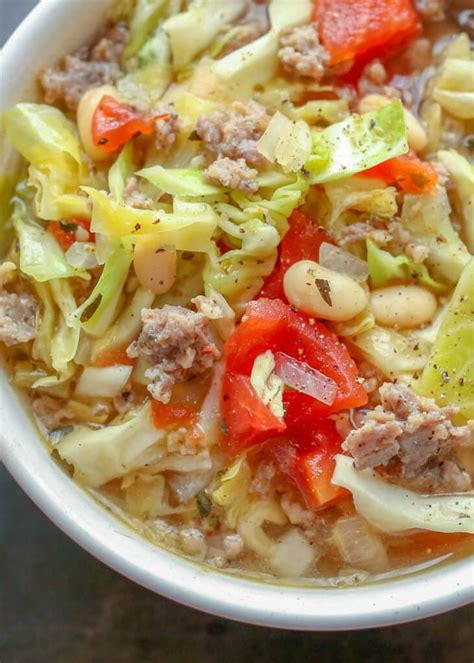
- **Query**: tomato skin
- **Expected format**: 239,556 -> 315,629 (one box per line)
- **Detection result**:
259,210 -> 333,301
92,95 -> 164,153
48,218 -> 93,251
94,347 -> 136,368
224,298 -> 367,416
151,400 -> 198,429
314,0 -> 421,69
265,421 -> 349,509
221,372 -> 286,454
361,151 -> 439,194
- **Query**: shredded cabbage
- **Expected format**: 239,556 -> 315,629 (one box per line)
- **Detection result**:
119,27 -> 172,107
350,326 -> 430,377
323,178 -> 397,238
3,104 -> 90,220
33,279 -> 81,388
32,281 -> 57,370
91,286 -> 154,363
366,240 -> 446,292
418,258 -> 474,420
137,165 -> 223,196
213,456 -> 253,528
123,0 -> 169,60
437,150 -> 474,253
307,101 -> 409,184
12,203 -> 89,282
250,351 -> 285,418
212,0 -> 312,97
432,34 -> 474,120
73,239 -> 132,338
163,0 -> 247,70
108,143 -> 135,203
332,455 -> 474,535
75,365 -> 133,398
83,187 -> 218,252
401,187 -> 470,284
56,402 -> 166,487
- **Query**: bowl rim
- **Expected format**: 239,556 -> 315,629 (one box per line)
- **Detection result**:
1,0 -> 473,631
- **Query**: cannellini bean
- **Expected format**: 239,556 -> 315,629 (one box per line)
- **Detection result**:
77,85 -> 117,161
133,239 -> 177,295
283,260 -> 369,321
358,94 -> 427,152
370,285 -> 437,329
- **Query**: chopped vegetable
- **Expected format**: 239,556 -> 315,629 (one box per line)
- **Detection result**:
366,239 -> 446,292
92,96 -> 165,153
221,298 -> 367,453
401,187 -> 470,284
314,0 -> 421,68
75,365 -> 133,398
308,101 -> 409,184
332,455 -> 474,535
361,151 -> 439,194
266,419 -> 348,509
48,218 -> 93,251
417,258 -> 474,420
56,402 -> 166,487
319,242 -> 368,282
250,350 -> 285,419
274,351 -> 337,406
259,209 -> 333,300
256,111 -> 312,173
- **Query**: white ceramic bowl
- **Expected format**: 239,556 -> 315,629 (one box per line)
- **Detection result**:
1,0 -> 473,630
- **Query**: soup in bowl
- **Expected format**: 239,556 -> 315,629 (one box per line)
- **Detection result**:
1,0 -> 473,628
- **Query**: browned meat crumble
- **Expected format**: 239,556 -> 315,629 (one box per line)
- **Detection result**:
127,306 -> 221,403
343,383 -> 472,492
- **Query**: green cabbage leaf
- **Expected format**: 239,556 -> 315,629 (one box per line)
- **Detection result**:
73,239 -> 133,338
332,455 -> 474,534
3,103 -> 89,220
366,239 -> 446,292
137,164 -> 223,196
417,258 -> 474,420
437,149 -> 474,253
307,101 -> 408,184
56,402 -> 167,487
401,187 -> 470,284
83,187 -> 218,252
12,203 -> 89,282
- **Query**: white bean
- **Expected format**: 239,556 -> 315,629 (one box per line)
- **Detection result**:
283,260 -> 369,321
370,285 -> 437,329
77,85 -> 117,161
133,239 -> 177,295
358,94 -> 427,153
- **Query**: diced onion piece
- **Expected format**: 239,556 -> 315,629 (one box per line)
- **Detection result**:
270,528 -> 320,578
274,351 -> 337,405
333,515 -> 389,573
66,242 -> 99,270
75,365 -> 133,398
319,242 -> 369,282
256,111 -> 312,173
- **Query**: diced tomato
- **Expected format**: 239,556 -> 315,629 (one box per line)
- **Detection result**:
265,420 -> 349,509
361,151 -> 439,194
94,347 -> 136,368
48,218 -> 93,251
314,0 -> 421,71
151,399 -> 199,429
225,298 -> 367,413
259,210 -> 333,301
221,373 -> 286,454
92,95 -> 168,153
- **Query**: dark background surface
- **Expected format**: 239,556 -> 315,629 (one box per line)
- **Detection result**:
1,2 -> 473,661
